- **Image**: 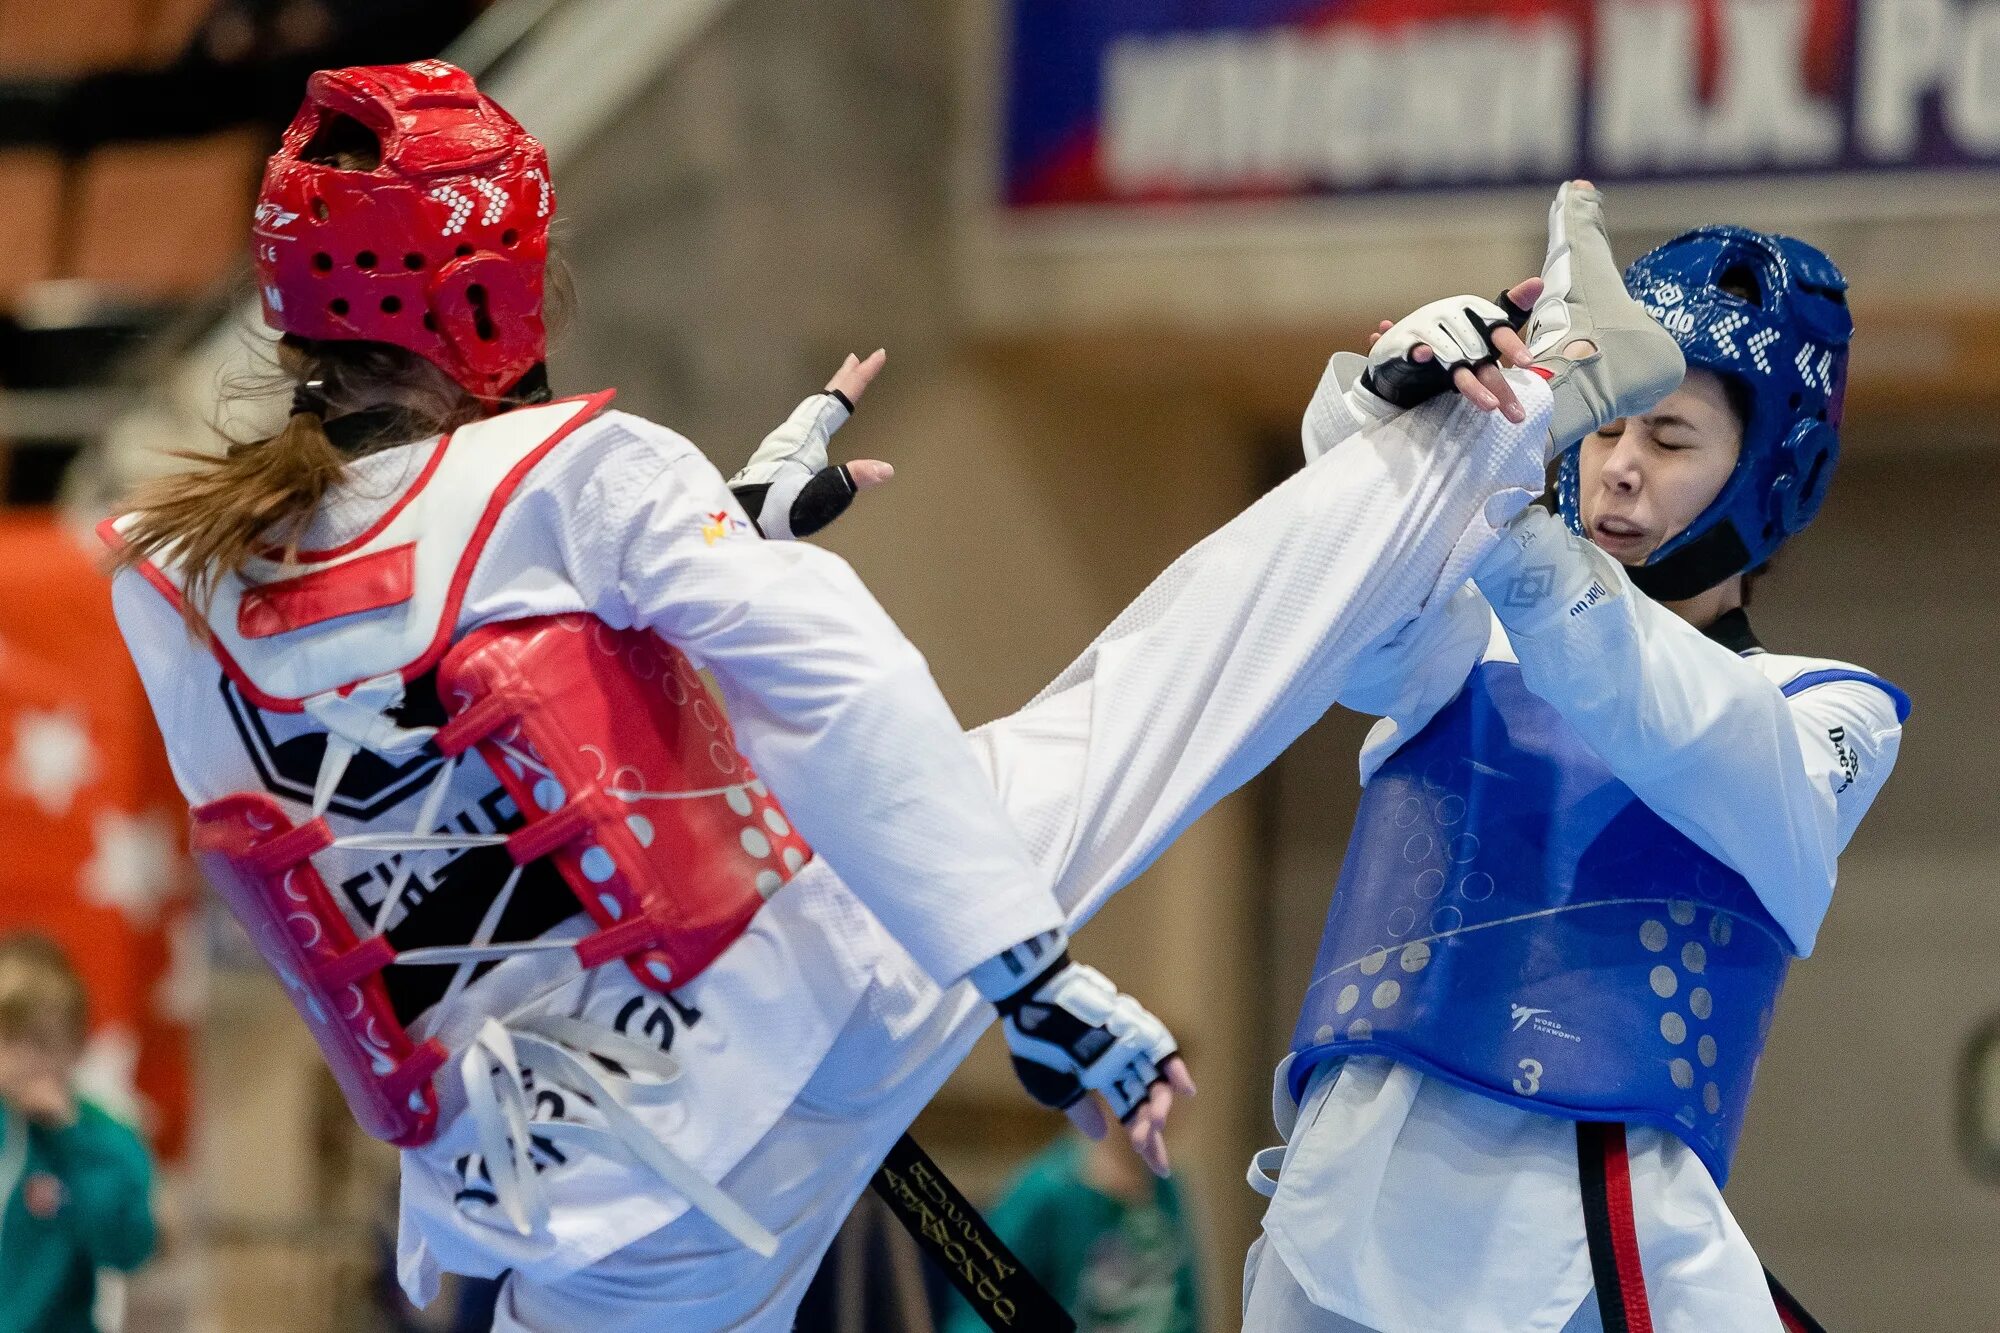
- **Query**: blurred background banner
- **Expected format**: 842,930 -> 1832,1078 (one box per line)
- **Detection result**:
1003,0 -> 2000,208
0,517 -> 192,1159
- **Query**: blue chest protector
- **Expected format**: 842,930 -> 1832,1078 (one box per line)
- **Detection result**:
1289,661 -> 1797,1184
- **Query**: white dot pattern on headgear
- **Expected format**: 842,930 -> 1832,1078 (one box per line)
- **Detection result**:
1793,344 -> 1835,393
431,186 -> 475,236
1747,327 -> 1780,373
527,168 -> 552,218
1709,309 -> 1749,361
470,178 -> 510,226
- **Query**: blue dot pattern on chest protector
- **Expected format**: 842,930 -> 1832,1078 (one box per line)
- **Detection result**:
1288,661 -> 1795,1185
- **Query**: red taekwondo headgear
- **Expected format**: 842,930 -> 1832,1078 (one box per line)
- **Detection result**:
252,60 -> 553,402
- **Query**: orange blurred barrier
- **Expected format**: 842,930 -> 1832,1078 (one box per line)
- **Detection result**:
0,0 -> 146,76
0,151 -> 65,314
0,515 -> 192,1157
69,131 -> 264,302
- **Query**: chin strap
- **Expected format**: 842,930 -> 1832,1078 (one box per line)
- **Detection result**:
1625,521 -> 1753,602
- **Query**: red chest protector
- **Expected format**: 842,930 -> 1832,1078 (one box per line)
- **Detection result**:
105,395 -> 810,1147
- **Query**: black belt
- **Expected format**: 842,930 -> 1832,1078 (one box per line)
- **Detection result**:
871,1132 -> 1076,1332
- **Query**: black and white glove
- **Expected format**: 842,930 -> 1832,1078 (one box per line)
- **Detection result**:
727,389 -> 867,539
974,935 -> 1180,1125
1359,290 -> 1533,409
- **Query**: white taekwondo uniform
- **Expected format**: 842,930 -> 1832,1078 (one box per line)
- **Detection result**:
113,365 -> 1566,1330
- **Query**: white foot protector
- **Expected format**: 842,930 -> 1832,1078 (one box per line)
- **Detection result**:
1526,181 -> 1687,458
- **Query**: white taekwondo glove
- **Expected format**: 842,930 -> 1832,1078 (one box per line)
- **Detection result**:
970,930 -> 1180,1123
1302,291 -> 1530,465
727,389 -> 864,539
1358,291 -> 1533,409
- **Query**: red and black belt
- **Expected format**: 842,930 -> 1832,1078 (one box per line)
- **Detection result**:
1578,1121 -> 1826,1333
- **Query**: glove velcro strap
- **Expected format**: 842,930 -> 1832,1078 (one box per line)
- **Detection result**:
787,465 -> 857,538
989,949 -> 1073,1018
1108,1049 -> 1175,1123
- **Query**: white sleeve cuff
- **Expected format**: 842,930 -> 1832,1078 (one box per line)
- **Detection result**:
1471,505 -> 1625,637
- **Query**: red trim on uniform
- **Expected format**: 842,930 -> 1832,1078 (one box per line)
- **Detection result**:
289,434 -> 452,562
428,390 -> 618,689
1530,366 -> 1555,381
111,390 -> 617,714
237,543 -> 416,638
1599,1125 -> 1655,1333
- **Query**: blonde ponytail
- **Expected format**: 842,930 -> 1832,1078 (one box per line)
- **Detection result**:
112,338 -> 490,635
114,406 -> 350,632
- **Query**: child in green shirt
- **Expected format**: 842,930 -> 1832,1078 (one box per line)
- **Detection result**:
944,1128 -> 1200,1333
0,935 -> 155,1333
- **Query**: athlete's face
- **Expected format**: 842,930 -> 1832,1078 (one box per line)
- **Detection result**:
1575,369 -> 1742,566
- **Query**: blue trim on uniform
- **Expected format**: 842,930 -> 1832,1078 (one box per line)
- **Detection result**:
1779,668 -> 1911,723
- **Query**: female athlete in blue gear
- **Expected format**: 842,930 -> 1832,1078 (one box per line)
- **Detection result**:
1239,209 -> 1906,1331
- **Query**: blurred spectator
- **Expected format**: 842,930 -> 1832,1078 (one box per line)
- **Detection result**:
0,934 -> 155,1333
943,1129 -> 1200,1333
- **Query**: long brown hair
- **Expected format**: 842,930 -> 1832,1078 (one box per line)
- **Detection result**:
111,337 -> 491,631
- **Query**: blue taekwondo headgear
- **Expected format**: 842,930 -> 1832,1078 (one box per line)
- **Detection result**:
1557,225 -> 1853,602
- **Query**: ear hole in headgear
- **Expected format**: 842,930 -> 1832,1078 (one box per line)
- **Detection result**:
467,284 -> 495,342
1716,263 -> 1764,307
1799,450 -> 1830,506
302,113 -> 383,171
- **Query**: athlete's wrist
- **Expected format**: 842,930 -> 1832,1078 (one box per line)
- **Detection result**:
970,928 -> 1070,1004
1473,505 -> 1623,635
